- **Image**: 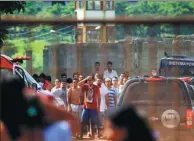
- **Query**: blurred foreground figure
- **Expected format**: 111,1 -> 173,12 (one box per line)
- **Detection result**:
104,105 -> 155,141
0,70 -> 78,141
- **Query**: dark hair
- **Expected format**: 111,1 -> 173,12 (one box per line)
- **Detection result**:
46,76 -> 51,82
0,71 -> 46,140
113,77 -> 118,80
120,72 -> 126,75
109,105 -> 155,141
61,73 -> 67,78
73,72 -> 79,77
107,61 -> 113,65
55,78 -> 61,82
66,78 -> 73,83
39,73 -> 46,78
95,62 -> 100,65
32,74 -> 39,78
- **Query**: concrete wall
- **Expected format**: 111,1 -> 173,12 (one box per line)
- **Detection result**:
43,39 -> 194,80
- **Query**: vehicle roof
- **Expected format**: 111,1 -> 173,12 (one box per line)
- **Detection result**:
0,54 -> 13,62
161,57 -> 194,62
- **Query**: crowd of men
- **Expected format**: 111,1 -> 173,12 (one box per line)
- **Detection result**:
32,61 -> 129,139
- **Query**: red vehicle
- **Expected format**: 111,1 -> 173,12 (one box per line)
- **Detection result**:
0,54 -> 65,106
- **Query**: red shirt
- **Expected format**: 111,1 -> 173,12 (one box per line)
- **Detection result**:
43,80 -> 49,90
82,84 -> 100,110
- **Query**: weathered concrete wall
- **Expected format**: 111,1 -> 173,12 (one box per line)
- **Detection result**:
43,39 -> 194,80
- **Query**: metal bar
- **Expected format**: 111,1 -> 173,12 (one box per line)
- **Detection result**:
1,16 -> 194,25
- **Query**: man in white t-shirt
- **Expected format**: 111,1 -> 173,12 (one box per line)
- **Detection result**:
103,61 -> 118,79
96,77 -> 109,138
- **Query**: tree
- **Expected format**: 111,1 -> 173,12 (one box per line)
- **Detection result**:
0,1 -> 26,47
124,2 -> 194,37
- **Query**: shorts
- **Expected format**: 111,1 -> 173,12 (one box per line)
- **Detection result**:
105,107 -> 116,117
81,109 -> 98,125
71,104 -> 82,121
98,112 -> 105,128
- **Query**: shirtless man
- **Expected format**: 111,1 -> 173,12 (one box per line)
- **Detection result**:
67,78 -> 83,137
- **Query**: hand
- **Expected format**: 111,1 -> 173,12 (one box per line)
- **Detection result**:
68,106 -> 72,113
86,76 -> 92,80
97,106 -> 100,112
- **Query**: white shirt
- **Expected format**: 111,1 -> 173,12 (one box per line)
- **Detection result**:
52,88 -> 67,106
51,86 -> 58,93
99,83 -> 109,112
103,69 -> 118,79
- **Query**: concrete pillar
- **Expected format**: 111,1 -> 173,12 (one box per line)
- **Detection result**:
172,37 -> 181,55
50,46 -> 59,80
185,40 -> 192,57
123,40 -> 132,77
100,43 -> 108,71
191,41 -> 194,57
26,49 -> 32,75
142,42 -> 149,75
76,43 -> 82,74
157,41 -> 164,70
43,47 -> 49,75
132,39 -> 142,76
148,37 -> 157,75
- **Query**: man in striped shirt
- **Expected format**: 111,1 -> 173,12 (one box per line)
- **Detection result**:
104,78 -> 117,116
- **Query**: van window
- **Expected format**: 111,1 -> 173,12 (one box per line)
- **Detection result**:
187,85 -> 194,101
127,81 -> 189,104
159,59 -> 194,77
14,66 -> 29,87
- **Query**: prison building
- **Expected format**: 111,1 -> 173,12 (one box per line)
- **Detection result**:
74,0 -> 115,43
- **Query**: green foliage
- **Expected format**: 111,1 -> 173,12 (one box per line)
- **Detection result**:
37,2 -> 74,18
123,2 -> 194,37
0,1 -> 26,47
126,2 -> 194,17
29,40 -> 50,73
115,0 -> 128,16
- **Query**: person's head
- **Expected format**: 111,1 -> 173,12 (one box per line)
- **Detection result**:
55,79 -> 61,88
32,74 -> 39,82
94,73 -> 100,80
73,72 -> 79,79
96,78 -> 103,87
61,73 -> 67,82
123,77 -> 128,84
72,78 -> 79,88
61,81 -> 67,89
112,77 -> 118,87
104,106 -> 155,141
0,70 -> 45,140
120,73 -> 126,80
66,78 -> 73,88
107,61 -> 113,70
45,76 -> 51,83
39,73 -> 46,83
79,75 -> 85,81
95,62 -> 100,70
105,78 -> 112,88
87,76 -> 94,86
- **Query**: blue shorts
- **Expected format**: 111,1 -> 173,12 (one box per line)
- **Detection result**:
81,109 -> 98,125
